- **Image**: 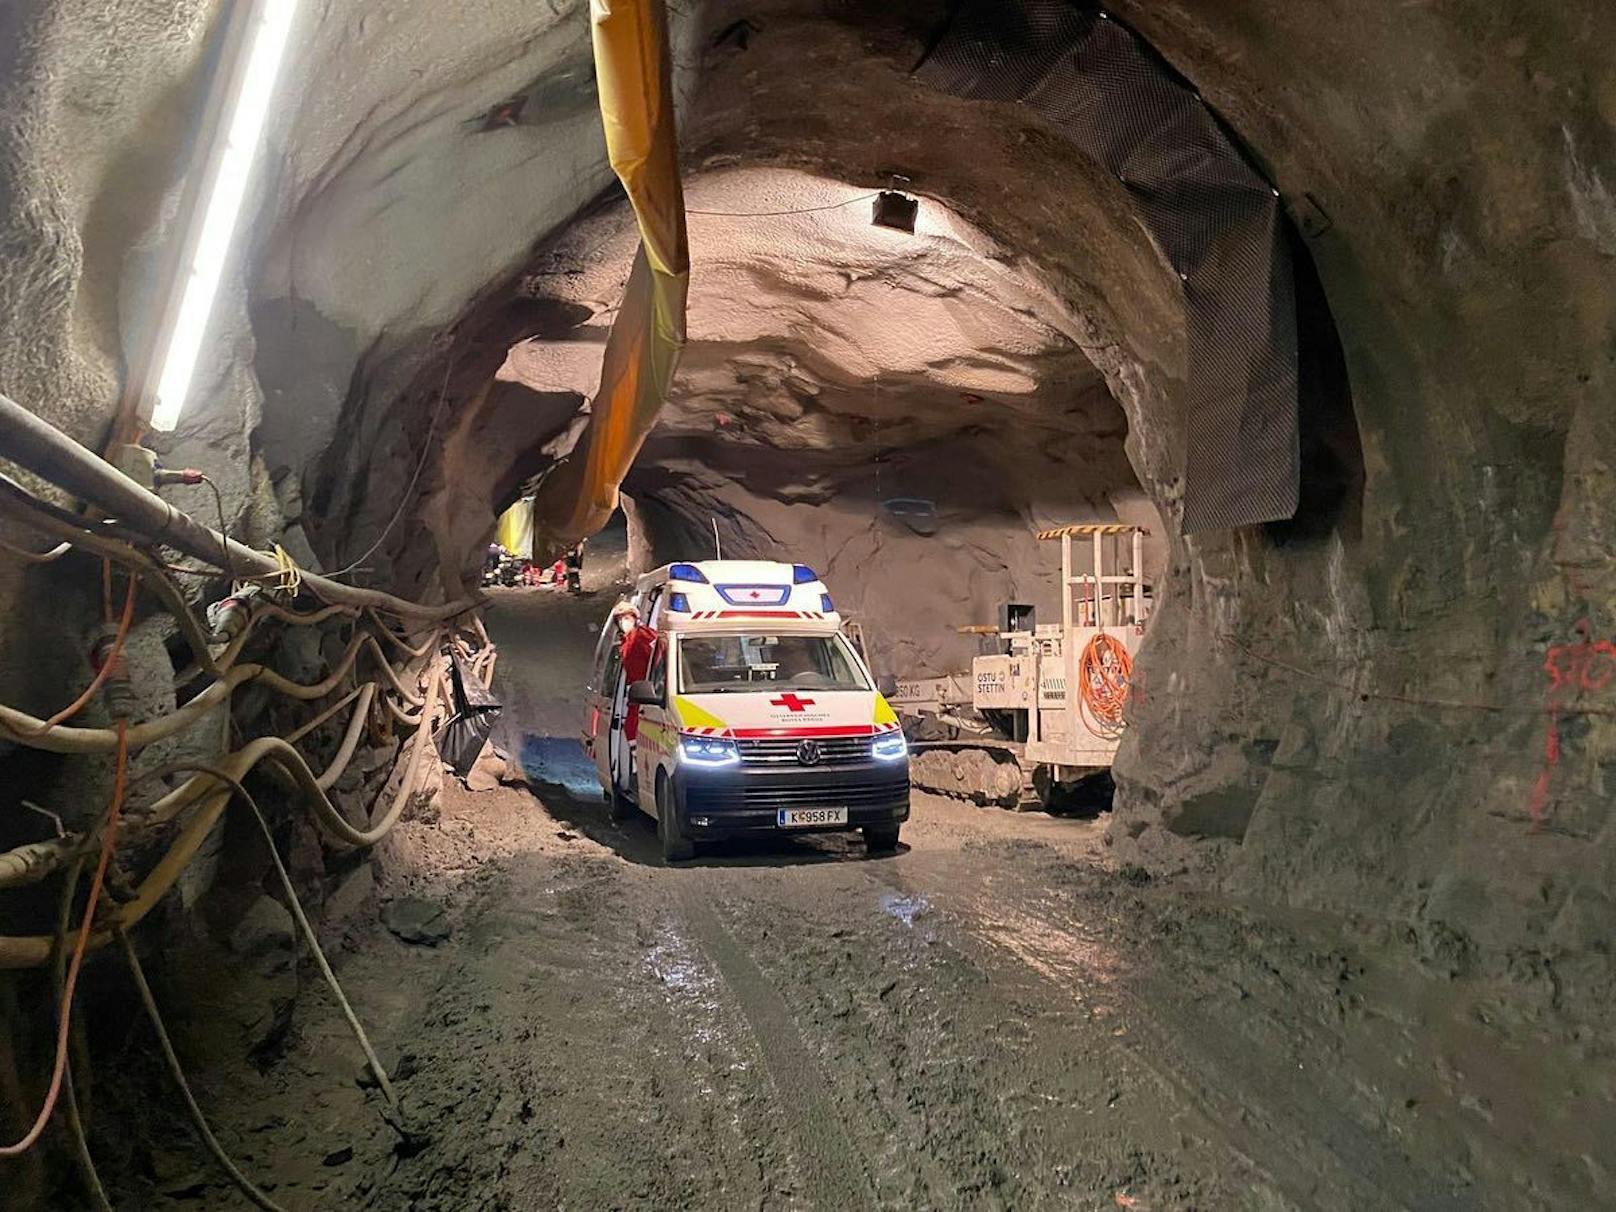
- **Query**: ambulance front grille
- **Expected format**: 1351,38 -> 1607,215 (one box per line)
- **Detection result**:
684,776 -> 909,813
736,737 -> 871,766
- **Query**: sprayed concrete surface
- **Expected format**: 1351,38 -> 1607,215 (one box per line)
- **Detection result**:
84,575 -> 1610,1211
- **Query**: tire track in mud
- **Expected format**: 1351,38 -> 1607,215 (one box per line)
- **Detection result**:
938,838 -> 1475,1210
1115,974 -> 1470,1212
831,846 -> 1286,1209
324,854 -> 799,1211
685,853 -> 1226,1209
670,880 -> 875,1211
923,858 -> 1308,1207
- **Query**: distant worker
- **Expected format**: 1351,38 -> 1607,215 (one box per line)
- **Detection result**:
565,541 -> 585,594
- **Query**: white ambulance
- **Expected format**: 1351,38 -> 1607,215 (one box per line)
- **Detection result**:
584,560 -> 909,861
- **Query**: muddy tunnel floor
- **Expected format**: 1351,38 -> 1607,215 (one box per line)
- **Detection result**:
91,582 -> 1602,1211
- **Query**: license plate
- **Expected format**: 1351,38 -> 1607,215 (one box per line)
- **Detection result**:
777,807 -> 848,828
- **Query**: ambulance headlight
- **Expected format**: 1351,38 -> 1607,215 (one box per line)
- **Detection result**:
871,732 -> 908,762
679,735 -> 740,766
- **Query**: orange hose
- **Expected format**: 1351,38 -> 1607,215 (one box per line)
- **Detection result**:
0,719 -> 127,1156
1078,632 -> 1133,739
15,575 -> 137,737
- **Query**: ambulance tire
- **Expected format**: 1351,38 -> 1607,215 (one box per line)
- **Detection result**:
656,772 -> 695,863
864,825 -> 901,854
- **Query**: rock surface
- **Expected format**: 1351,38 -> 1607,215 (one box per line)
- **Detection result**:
382,896 -> 451,946
228,895 -> 296,960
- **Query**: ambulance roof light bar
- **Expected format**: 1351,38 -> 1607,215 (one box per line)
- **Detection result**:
149,0 -> 299,432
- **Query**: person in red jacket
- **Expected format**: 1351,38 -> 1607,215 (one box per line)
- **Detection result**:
610,603 -> 659,795
617,607 -> 657,741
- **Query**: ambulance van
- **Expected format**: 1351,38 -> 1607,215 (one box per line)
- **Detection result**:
584,560 -> 909,860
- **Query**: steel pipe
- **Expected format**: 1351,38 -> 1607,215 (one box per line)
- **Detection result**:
0,390 -> 476,621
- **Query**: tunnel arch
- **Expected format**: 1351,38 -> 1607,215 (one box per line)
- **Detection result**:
267,0 -> 1369,628
224,0 -> 1610,956
250,0 -> 1384,873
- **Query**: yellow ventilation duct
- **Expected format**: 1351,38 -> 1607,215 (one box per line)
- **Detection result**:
495,496 -> 534,558
532,0 -> 688,555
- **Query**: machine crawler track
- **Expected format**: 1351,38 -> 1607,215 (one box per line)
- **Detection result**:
909,740 -> 1037,810
910,740 -> 1117,815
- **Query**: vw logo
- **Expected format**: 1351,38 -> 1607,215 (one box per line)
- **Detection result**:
796,740 -> 822,766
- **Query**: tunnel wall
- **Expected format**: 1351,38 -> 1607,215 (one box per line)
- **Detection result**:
0,0 -> 222,711
0,2 -> 239,1196
1097,2 -> 1616,980
918,0 -> 1301,534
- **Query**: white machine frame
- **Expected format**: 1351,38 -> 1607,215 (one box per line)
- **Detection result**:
964,524 -> 1149,778
1031,523 -> 1147,773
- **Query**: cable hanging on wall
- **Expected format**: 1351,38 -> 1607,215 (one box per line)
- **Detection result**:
686,191 -> 881,218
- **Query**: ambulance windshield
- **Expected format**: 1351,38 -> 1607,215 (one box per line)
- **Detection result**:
678,633 -> 869,694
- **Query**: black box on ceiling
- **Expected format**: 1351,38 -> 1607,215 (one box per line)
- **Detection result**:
871,190 -> 918,233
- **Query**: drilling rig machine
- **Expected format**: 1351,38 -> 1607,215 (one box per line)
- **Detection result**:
890,523 -> 1152,810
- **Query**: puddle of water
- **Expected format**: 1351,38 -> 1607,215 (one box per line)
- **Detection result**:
969,899 -> 1122,996
519,734 -> 602,799
879,891 -> 931,927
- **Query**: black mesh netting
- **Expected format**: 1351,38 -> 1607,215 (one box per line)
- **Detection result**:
916,1 -> 1299,532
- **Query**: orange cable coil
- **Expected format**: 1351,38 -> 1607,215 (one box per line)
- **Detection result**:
1077,632 -> 1133,740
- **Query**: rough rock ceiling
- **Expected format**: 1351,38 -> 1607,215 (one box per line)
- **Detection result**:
502,168 -> 1137,516
475,165 -> 1157,673
255,0 -> 1194,602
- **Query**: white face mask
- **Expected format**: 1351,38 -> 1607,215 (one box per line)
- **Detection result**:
617,613 -> 636,636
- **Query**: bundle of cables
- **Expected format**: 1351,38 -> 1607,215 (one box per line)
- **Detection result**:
1078,632 -> 1134,740
0,392 -> 491,1206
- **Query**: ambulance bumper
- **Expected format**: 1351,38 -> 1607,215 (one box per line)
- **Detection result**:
672,760 -> 910,836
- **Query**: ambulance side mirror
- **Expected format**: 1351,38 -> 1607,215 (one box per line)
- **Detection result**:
627,680 -> 660,705
876,673 -> 898,698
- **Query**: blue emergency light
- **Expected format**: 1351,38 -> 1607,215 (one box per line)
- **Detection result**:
668,592 -> 691,613
792,564 -> 818,584
670,563 -> 707,583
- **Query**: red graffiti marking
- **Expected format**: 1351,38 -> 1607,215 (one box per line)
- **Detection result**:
1529,619 -> 1616,827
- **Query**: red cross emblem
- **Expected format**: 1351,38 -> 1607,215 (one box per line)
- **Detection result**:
770,693 -> 816,713
748,589 -> 763,600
